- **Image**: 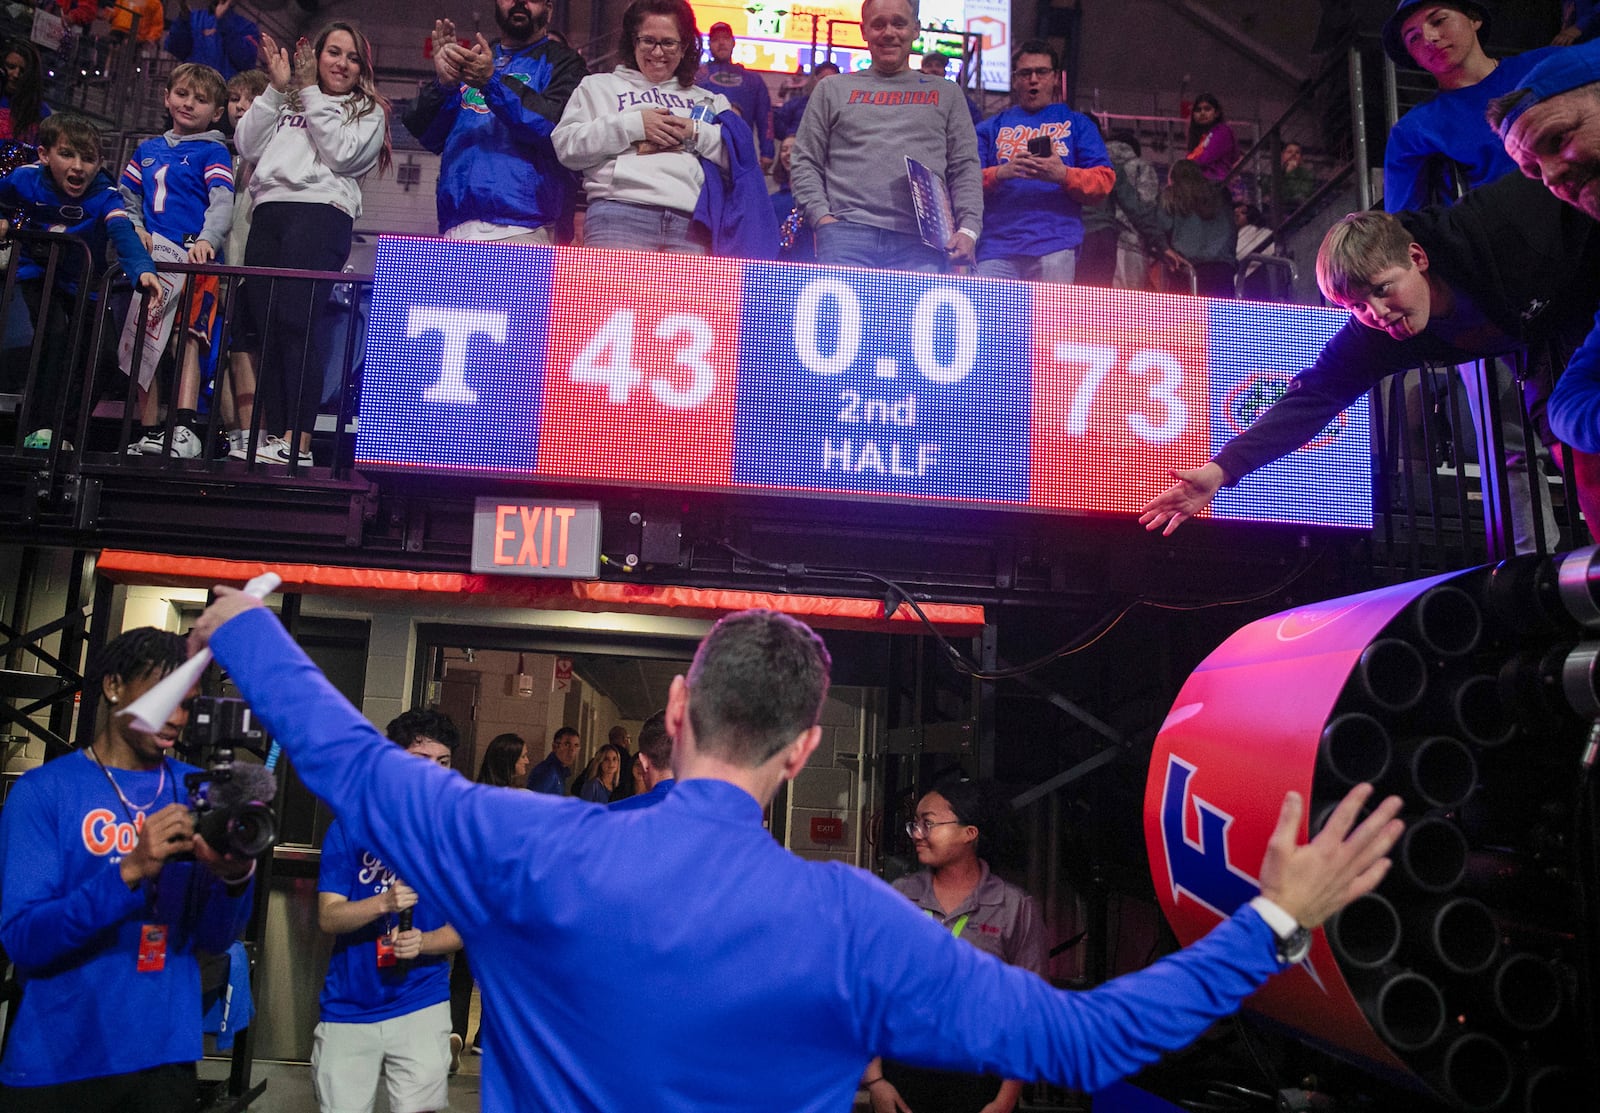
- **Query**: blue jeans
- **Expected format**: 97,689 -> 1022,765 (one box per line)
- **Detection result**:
582,199 -> 709,255
813,220 -> 948,273
975,248 -> 1078,284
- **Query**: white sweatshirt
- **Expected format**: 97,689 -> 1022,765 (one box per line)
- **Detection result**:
553,66 -> 730,215
234,85 -> 385,219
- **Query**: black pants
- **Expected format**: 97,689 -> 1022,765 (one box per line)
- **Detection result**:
449,947 -> 476,1042
1,1062 -> 197,1113
238,201 -> 353,440
1076,227 -> 1119,287
0,278 -> 94,438
881,1061 -> 1000,1112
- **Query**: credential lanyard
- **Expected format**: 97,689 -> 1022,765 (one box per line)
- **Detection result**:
925,909 -> 970,938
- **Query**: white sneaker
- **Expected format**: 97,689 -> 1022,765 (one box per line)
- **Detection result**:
226,429 -> 253,460
256,435 -> 313,466
127,426 -> 202,458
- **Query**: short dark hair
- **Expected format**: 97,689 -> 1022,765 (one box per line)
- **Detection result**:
930,776 -> 1009,860
38,113 -> 102,161
686,610 -> 831,767
637,708 -> 671,767
1011,39 -> 1059,72
386,708 -> 461,751
618,0 -> 701,88
87,627 -> 188,697
553,725 -> 579,746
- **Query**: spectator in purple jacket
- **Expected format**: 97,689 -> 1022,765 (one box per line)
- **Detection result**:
1185,92 -> 1237,181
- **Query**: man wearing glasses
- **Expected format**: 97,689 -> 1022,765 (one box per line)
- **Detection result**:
973,40 -> 1113,284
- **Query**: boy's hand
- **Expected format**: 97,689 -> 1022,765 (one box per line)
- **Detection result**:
1138,462 -> 1227,535
136,272 -> 162,302
136,228 -> 153,252
0,218 -> 11,239
188,239 -> 215,264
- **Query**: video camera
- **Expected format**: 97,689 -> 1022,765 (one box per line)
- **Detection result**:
178,696 -> 279,860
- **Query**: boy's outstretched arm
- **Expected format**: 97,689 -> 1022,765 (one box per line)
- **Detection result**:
1139,462 -> 1228,535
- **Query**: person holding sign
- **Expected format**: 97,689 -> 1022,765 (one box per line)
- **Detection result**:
790,0 -> 983,272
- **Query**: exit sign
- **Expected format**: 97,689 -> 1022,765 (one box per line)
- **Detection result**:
471,498 -> 602,577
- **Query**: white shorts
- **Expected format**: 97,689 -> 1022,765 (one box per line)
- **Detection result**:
311,1000 -> 451,1113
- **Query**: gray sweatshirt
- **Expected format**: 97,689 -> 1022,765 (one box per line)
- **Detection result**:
789,67 -> 982,240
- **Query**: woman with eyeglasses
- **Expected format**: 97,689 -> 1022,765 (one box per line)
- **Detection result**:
863,778 -> 1046,1113
552,0 -> 733,254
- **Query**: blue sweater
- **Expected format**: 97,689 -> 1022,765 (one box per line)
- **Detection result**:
1383,47 -> 1559,212
211,606 -> 1289,1112
0,752 -> 252,1086
403,37 -> 588,235
0,165 -> 156,294
697,61 -> 773,159
164,9 -> 259,81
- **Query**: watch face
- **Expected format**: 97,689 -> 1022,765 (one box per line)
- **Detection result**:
1279,926 -> 1312,965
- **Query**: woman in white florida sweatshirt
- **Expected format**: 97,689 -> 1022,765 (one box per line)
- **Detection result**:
232,21 -> 390,467
553,0 -> 729,255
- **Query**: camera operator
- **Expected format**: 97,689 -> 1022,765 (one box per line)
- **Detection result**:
0,628 -> 255,1111
310,709 -> 464,1113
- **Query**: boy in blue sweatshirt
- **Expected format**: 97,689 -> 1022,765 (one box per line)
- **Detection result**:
0,113 -> 159,449
0,628 -> 255,1110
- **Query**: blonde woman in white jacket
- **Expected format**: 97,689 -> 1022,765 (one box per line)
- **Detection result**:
232,22 -> 390,466
553,0 -> 729,255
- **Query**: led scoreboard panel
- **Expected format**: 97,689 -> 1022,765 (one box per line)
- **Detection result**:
357,238 -> 1370,530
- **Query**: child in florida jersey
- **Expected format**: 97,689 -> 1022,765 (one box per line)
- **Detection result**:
120,62 -> 235,459
0,113 -> 158,449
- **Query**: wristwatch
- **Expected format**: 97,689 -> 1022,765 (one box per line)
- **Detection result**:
1250,896 -> 1312,965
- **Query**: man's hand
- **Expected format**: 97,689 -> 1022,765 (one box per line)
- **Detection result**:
383,880 -> 418,915
947,229 -> 976,267
188,239 -> 215,264
868,1079 -> 912,1113
390,927 -> 424,961
431,20 -> 461,84
188,584 -> 266,656
1554,25 -> 1583,46
120,803 -> 197,887
455,33 -> 495,88
1258,784 -> 1404,929
193,832 -> 253,884
1138,462 -> 1227,535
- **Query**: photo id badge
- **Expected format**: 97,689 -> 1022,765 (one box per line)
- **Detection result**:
137,923 -> 168,972
376,934 -> 397,968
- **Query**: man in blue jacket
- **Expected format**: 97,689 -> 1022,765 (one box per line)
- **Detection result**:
165,0 -> 259,81
191,589 -> 1404,1113
403,0 -> 588,243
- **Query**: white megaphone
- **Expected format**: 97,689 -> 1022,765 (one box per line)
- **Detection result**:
119,572 -> 283,733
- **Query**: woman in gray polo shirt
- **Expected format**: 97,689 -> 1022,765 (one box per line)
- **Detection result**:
862,778 -> 1048,1113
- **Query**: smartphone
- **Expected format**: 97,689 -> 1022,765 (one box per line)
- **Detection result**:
1027,135 -> 1054,158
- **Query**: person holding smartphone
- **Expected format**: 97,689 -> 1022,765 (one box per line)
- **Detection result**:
973,39 -> 1113,284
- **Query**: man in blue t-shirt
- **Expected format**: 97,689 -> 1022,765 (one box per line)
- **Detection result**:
608,709 -> 674,811
974,41 -> 1113,284
313,709 -> 463,1113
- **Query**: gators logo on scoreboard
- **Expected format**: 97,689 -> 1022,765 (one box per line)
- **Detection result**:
1224,372 -> 1345,447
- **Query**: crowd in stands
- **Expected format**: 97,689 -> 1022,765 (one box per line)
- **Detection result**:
4,0 -> 1591,473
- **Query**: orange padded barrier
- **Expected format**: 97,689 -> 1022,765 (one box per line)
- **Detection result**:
95,550 -> 987,634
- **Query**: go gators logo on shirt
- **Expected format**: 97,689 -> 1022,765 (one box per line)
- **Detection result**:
82,808 -> 144,857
